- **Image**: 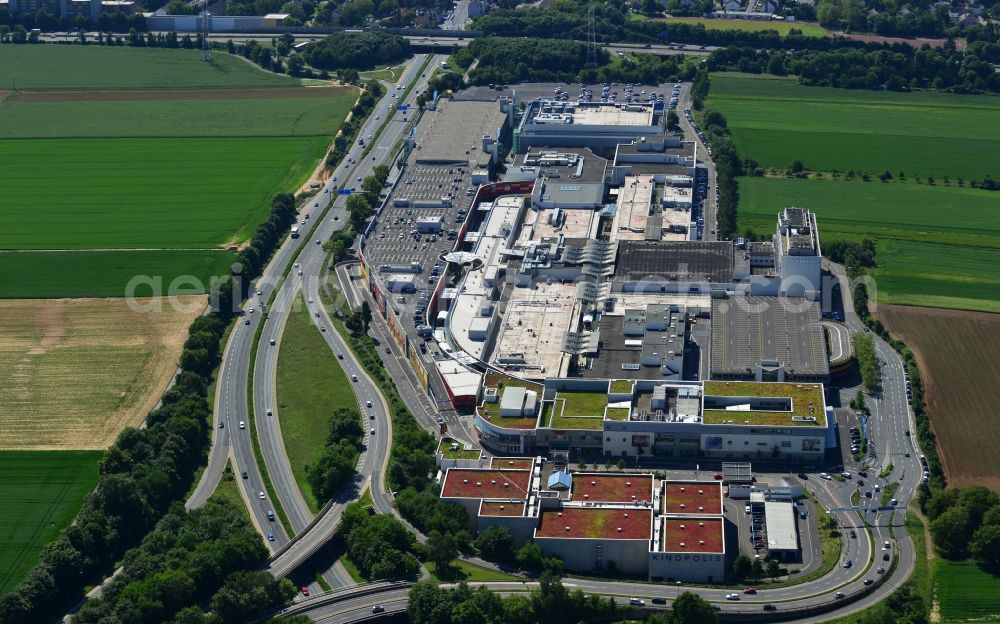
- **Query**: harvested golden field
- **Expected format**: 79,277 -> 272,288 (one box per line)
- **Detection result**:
0,297 -> 205,450
878,304 -> 1000,491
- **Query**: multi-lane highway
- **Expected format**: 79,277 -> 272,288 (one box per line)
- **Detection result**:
179,54 -> 439,590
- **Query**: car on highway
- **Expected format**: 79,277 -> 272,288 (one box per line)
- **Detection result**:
239,421 -> 246,429
863,579 -> 874,586
843,560 -> 853,568
628,598 -> 645,606
267,533 -> 274,542
270,338 -> 275,345
835,592 -> 846,599
338,353 -> 344,359
219,422 -> 224,429
366,400 -> 373,407
370,427 -> 376,434
242,471 -> 248,479
891,498 -> 898,505
266,409 -> 272,416
820,472 -> 832,480
301,586 -> 310,596
877,567 -> 885,574
372,605 -> 385,613
725,593 -> 740,601
763,604 -> 777,612
651,597 -> 666,604
352,374 -> 358,381
320,325 -> 326,332
258,491 -> 265,499
743,588 -> 757,594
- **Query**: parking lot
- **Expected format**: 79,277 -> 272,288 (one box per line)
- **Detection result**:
455,81 -> 681,105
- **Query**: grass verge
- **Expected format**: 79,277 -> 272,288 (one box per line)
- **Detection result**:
425,559 -> 522,584
276,292 -> 360,511
207,460 -> 252,526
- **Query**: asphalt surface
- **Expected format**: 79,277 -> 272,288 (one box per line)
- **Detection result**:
262,56 -> 443,579
179,54 -> 438,591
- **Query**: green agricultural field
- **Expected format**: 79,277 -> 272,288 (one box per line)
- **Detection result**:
709,73 -> 1000,179
0,89 -> 356,139
0,45 -> 297,90
740,177 -> 1000,312
934,560 -> 1000,623
632,14 -> 829,37
0,136 -> 327,249
0,451 -> 101,594
276,294 -> 360,511
0,249 -> 236,298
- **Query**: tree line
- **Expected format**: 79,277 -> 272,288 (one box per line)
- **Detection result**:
696,86 -> 740,240
472,0 -> 1000,47
707,43 -> 1000,94
325,81 -> 387,170
407,573 -> 621,624
0,8 -> 146,32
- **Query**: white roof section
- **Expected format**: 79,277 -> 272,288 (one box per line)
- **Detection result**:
435,359 -> 482,399
764,501 -> 799,552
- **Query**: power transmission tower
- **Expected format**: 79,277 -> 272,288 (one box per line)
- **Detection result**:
586,4 -> 597,68
201,10 -> 212,61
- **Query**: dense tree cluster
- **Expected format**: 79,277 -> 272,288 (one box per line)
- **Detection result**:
340,500 -> 421,579
707,43 -> 1000,94
407,573 -> 616,624
307,407 -> 364,502
825,239 -> 876,278
71,501 -> 291,624
923,487 -> 1000,570
304,31 -> 410,71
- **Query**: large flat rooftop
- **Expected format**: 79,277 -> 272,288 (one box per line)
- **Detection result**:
491,281 -> 578,379
661,517 -> 724,553
573,103 -> 655,127
615,240 -> 734,283
441,468 -> 532,499
536,507 -> 652,540
703,380 -> 826,427
516,206 -> 597,247
572,473 -> 655,504
415,98 -> 508,166
478,381 -> 542,429
710,296 -> 829,379
662,481 -> 723,515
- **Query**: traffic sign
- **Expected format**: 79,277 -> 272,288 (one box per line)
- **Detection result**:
339,189 -> 352,196
397,104 -> 409,111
